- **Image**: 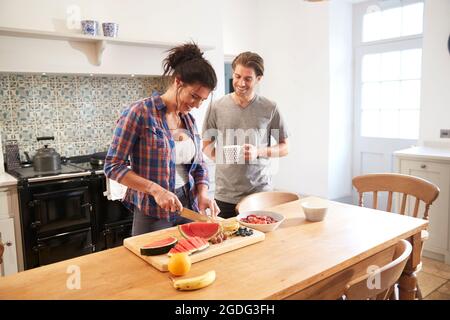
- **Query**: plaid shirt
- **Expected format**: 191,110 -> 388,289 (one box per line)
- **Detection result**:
104,92 -> 209,221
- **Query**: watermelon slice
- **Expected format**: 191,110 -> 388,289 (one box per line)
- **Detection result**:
186,236 -> 209,251
178,222 -> 221,240
177,238 -> 198,253
140,236 -> 178,256
167,236 -> 210,256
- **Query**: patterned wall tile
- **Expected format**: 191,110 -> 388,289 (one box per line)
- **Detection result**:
33,76 -> 57,104
0,78 -> 10,104
11,102 -> 36,124
0,103 -> 11,126
34,103 -> 58,123
1,73 -> 164,156
56,102 -> 80,123
17,125 -> 36,145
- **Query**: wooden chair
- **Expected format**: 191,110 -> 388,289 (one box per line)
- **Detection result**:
343,239 -> 412,300
352,173 -> 440,299
236,191 -> 300,213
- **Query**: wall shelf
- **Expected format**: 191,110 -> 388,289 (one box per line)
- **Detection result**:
0,26 -> 215,66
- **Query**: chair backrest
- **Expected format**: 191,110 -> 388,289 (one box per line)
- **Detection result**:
352,173 -> 440,219
236,191 -> 300,213
344,239 -> 412,300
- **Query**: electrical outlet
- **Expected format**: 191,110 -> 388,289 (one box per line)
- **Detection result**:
440,129 -> 450,138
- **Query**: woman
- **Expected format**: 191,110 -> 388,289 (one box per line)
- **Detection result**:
104,43 -> 220,236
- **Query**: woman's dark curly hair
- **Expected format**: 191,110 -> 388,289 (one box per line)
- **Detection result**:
163,42 -> 217,90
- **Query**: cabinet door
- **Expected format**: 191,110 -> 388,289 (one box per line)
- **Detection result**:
399,159 -> 450,254
0,190 -> 9,219
0,218 -> 18,276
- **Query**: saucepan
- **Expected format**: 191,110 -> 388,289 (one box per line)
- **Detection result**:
90,151 -> 107,167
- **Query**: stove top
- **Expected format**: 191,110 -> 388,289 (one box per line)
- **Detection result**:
9,164 -> 88,181
8,152 -> 108,182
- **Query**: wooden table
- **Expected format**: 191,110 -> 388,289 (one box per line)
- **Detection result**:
0,198 -> 427,300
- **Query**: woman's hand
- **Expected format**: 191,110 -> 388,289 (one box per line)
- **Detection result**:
153,187 -> 183,212
197,193 -> 220,218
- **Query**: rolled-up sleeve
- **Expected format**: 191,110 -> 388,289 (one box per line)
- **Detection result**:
193,151 -> 209,188
104,104 -> 143,182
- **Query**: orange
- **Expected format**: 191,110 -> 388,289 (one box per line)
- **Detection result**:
168,253 -> 191,276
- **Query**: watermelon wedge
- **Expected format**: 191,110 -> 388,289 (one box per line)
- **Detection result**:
167,236 -> 210,256
178,222 -> 221,240
140,236 -> 178,256
186,236 -> 209,252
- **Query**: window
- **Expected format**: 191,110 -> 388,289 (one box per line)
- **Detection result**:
356,0 -> 424,139
363,2 -> 424,42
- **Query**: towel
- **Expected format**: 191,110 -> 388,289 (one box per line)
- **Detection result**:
104,177 -> 128,201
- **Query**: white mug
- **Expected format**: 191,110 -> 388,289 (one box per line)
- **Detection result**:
223,145 -> 243,164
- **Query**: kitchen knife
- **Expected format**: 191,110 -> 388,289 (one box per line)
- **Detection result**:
179,207 -> 212,222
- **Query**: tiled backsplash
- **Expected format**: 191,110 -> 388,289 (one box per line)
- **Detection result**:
0,74 -> 166,160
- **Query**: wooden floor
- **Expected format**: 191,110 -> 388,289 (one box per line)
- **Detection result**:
419,257 -> 450,299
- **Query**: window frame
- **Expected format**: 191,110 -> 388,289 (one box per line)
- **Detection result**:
353,0 -> 424,140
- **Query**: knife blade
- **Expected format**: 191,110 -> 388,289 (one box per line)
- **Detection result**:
179,207 -> 212,222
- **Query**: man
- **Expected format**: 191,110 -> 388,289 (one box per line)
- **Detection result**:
202,52 -> 289,218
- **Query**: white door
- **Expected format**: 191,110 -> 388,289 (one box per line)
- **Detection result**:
0,218 -> 18,276
352,0 -> 424,206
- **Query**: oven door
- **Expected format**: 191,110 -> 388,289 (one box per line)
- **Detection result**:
34,227 -> 94,267
102,221 -> 132,250
31,185 -> 92,237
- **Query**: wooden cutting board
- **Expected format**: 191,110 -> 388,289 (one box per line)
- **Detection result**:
123,225 -> 265,272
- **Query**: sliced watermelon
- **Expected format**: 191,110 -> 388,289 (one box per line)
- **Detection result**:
187,236 -> 209,251
140,236 -> 178,256
167,236 -> 210,256
168,246 -> 190,256
177,238 -> 198,253
178,222 -> 221,240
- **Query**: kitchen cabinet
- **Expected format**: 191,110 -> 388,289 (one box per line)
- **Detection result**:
0,218 -> 18,276
394,147 -> 450,264
0,181 -> 23,272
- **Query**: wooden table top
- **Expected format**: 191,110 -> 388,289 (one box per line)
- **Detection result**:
0,197 -> 428,300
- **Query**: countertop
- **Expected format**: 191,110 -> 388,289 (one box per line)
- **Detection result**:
0,172 -> 17,187
394,146 -> 450,161
0,198 -> 427,300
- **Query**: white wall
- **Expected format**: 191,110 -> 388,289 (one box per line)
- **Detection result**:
223,0 -> 353,199
419,0 -> 450,145
222,0 -> 260,55
328,0 -> 353,200
257,0 -> 331,197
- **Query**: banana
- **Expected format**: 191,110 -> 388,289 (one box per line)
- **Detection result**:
172,270 -> 216,291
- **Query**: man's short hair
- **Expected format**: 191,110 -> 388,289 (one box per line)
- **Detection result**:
232,52 -> 264,77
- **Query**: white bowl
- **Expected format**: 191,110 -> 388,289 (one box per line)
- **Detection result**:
301,198 -> 328,222
236,210 -> 285,233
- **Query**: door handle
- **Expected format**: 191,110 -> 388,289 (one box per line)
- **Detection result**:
420,164 -> 427,169
28,200 -> 40,207
0,241 -> 13,247
31,221 -> 41,229
32,243 -> 46,252
81,203 -> 93,212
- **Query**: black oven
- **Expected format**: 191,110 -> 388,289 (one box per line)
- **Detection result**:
14,153 -> 134,270
18,176 -> 96,269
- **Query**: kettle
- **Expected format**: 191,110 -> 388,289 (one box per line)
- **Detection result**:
33,137 -> 61,172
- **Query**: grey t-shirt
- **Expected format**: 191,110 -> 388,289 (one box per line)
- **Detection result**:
202,94 -> 289,204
